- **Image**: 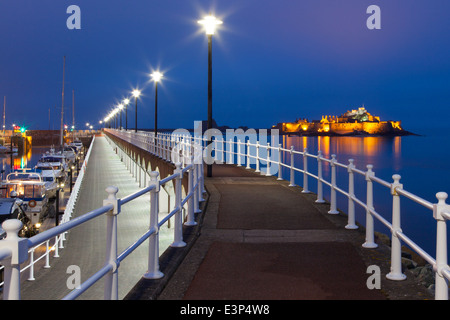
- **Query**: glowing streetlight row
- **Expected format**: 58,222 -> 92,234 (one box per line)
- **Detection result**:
102,13 -> 222,142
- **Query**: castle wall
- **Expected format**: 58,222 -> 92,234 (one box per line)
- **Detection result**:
280,121 -> 401,134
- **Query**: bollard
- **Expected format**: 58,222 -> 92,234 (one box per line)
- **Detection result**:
144,172 -> 164,279
172,163 -> 187,248
362,165 -> 378,249
316,151 -> 325,203
345,159 -> 358,229
433,192 -> 450,300
386,174 -> 406,281
302,148 -> 310,193
103,186 -> 120,300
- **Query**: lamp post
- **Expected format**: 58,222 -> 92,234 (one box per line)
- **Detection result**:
132,89 -> 141,133
123,98 -> 130,131
150,72 -> 163,137
118,104 -> 124,130
198,15 -> 223,178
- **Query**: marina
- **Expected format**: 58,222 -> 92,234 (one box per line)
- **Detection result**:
0,138 -> 87,239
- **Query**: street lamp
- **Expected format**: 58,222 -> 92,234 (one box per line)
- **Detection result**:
132,89 -> 141,133
198,14 -> 222,177
150,71 -> 163,136
123,98 -> 130,131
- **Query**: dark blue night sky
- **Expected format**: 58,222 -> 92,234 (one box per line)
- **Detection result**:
0,0 -> 449,133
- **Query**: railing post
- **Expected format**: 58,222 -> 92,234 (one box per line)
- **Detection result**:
214,138 -> 218,162
302,148 -> 309,193
362,165 -> 378,248
236,140 -> 241,166
45,240 -> 51,268
277,146 -> 283,180
194,163 -> 201,214
386,174 -> 406,281
433,192 -> 450,300
328,154 -> 339,214
289,146 -> 295,187
103,186 -> 120,300
0,219 -> 28,300
227,139 -> 233,164
255,141 -> 261,173
144,172 -> 164,279
172,163 -> 187,248
28,248 -> 35,281
266,143 -> 271,176
316,151 -> 325,203
246,141 -> 251,170
345,159 -> 358,229
185,160 -> 197,227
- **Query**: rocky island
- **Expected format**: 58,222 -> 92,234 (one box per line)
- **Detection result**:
273,107 -> 415,136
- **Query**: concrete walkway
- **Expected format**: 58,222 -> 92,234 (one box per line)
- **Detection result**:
146,164 -> 433,300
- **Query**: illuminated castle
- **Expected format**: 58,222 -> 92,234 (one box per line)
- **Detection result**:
274,107 -> 404,135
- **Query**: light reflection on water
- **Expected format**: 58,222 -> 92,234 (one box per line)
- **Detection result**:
0,147 -> 48,178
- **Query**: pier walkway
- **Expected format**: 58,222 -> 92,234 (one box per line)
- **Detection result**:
14,133 -> 433,300
127,164 -> 433,300
19,135 -> 162,300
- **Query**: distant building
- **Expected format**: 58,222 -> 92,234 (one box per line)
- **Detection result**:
273,107 -> 404,135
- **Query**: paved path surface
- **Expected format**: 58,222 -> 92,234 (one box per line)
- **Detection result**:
150,164 -> 433,300
20,135 -> 173,300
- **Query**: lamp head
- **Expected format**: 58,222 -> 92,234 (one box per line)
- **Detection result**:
150,71 -> 163,82
198,15 -> 223,35
132,89 -> 141,98
123,98 -> 130,105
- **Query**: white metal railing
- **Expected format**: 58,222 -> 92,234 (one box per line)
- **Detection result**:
0,130 -> 204,300
105,128 -> 450,300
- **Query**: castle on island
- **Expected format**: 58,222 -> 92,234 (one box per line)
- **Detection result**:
273,107 -> 406,136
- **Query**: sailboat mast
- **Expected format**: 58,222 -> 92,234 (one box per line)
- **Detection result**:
3,96 -> 5,135
72,89 -> 75,143
60,56 -> 66,148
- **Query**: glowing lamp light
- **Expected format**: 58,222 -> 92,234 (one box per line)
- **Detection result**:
132,89 -> 141,98
150,71 -> 163,82
123,98 -> 130,105
198,15 -> 223,35
118,104 -> 124,110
